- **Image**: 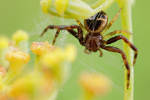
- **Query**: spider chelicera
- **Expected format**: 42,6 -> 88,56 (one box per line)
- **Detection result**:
41,8 -> 138,89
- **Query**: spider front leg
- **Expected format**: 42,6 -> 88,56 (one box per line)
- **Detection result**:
101,8 -> 122,35
41,25 -> 83,45
101,45 -> 130,89
105,35 -> 138,65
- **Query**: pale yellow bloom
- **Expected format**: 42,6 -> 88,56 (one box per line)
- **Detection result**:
79,72 -> 111,98
6,71 -> 56,100
5,46 -> 30,73
0,28 -> 77,99
54,0 -> 69,14
64,44 -> 77,62
31,41 -> 59,56
5,48 -> 30,64
40,44 -> 76,84
40,0 -> 53,14
12,30 -> 29,45
40,44 -> 76,67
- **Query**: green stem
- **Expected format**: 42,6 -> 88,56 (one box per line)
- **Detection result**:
117,0 -> 134,100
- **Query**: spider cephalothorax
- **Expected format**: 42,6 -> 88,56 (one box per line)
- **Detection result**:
41,8 -> 138,89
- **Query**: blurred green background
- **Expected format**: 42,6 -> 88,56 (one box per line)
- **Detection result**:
0,0 -> 149,100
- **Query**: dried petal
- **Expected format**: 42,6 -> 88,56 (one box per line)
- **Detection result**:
12,30 -> 29,45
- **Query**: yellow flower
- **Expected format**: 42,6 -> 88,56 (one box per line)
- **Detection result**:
5,46 -> 30,73
54,0 -> 69,14
5,48 -> 30,64
38,43 -> 77,84
6,71 -> 56,100
79,72 -> 111,99
64,44 -> 77,62
40,0 -> 53,14
40,44 -> 76,68
31,41 -> 59,56
12,30 -> 29,45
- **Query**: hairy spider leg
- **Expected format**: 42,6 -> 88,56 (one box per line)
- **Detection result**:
101,8 -> 122,35
41,25 -> 84,45
105,35 -> 138,65
103,30 -> 132,39
101,45 -> 130,89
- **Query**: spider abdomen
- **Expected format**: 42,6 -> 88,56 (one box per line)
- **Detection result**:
84,33 -> 103,52
84,11 -> 108,33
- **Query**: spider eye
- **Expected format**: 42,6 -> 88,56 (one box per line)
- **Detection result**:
84,11 -> 108,33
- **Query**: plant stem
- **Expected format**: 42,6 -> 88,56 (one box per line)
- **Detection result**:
116,0 -> 134,100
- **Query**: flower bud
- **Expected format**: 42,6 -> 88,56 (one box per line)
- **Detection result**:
54,0 -> 69,14
5,47 -> 30,73
40,0 -> 53,14
12,30 -> 29,45
31,41 -> 59,56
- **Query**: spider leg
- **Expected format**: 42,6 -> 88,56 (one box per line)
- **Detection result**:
67,29 -> 84,46
101,45 -> 130,89
41,25 -> 59,37
52,29 -> 60,45
75,19 -> 84,29
41,25 -> 84,45
103,30 -> 132,39
99,49 -> 103,57
101,8 -> 122,35
105,35 -> 138,65
75,19 -> 88,35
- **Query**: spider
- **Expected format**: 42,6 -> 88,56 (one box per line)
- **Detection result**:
41,8 -> 138,89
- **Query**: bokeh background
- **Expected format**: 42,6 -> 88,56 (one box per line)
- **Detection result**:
0,0 -> 149,100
